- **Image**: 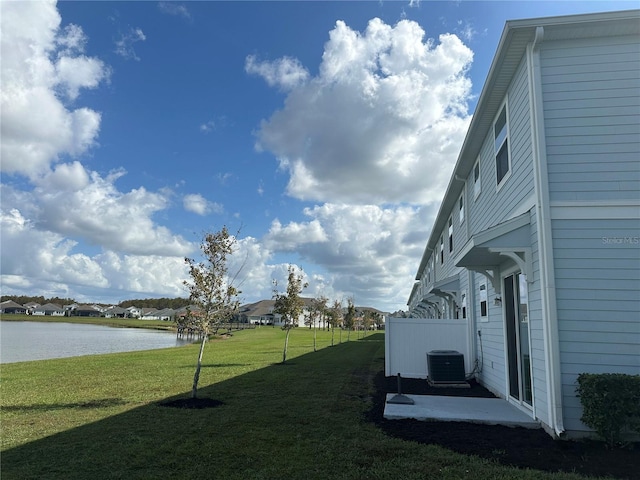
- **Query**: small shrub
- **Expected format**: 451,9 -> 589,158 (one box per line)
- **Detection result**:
576,373 -> 640,447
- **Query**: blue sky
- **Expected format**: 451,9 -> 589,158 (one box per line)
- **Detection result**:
1,0 -> 634,312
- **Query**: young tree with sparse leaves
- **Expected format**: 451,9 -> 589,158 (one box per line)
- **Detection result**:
272,265 -> 308,364
309,295 -> 328,352
328,299 -> 342,346
343,297 -> 356,342
184,227 -> 240,399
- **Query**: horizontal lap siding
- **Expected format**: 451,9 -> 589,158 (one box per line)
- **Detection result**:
469,56 -> 534,237
541,35 -> 640,202
552,218 -> 640,432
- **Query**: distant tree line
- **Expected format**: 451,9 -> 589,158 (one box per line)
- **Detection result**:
1,295 -> 76,306
118,298 -> 190,310
1,295 -> 190,310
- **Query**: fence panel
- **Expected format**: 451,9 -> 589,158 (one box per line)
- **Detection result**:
385,318 -> 470,379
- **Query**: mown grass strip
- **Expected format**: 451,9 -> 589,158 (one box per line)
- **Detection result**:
2,329 -> 590,479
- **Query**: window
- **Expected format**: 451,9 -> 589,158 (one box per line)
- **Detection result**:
473,160 -> 481,199
461,291 -> 467,319
495,104 -> 510,185
459,194 -> 464,224
448,217 -> 453,253
479,282 -> 488,322
440,236 -> 444,264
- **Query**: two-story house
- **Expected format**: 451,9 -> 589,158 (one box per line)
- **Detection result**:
402,10 -> 639,438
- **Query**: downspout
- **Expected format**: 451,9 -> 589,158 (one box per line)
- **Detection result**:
528,26 -> 565,436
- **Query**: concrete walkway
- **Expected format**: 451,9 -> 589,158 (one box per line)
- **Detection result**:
384,394 -> 540,429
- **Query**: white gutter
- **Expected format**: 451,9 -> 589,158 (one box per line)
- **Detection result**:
528,26 -> 565,437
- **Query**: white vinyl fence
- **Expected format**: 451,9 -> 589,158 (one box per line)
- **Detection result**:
385,317 -> 470,379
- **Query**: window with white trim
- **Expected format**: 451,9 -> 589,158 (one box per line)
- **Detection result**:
440,235 -> 444,264
459,194 -> 464,224
448,217 -> 453,253
473,159 -> 481,200
495,104 -> 510,185
479,281 -> 488,322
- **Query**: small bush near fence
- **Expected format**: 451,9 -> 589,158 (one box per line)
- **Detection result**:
576,373 -> 640,447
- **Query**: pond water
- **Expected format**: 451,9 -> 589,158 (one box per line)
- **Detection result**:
0,321 -> 193,364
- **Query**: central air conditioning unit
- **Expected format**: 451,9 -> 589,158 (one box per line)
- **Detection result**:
427,350 -> 465,384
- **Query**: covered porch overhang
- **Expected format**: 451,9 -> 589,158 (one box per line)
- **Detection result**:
429,275 -> 460,304
416,295 -> 441,318
454,212 -> 533,294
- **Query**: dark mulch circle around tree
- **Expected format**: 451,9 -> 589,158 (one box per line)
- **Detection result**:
158,397 -> 224,409
367,372 -> 639,480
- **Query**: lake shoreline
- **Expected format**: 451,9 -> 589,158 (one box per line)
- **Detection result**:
0,314 -> 176,332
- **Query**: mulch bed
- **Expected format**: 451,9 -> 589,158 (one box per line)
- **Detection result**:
367,373 -> 639,479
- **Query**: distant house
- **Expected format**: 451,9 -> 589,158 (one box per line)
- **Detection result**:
126,306 -> 142,318
238,299 -> 312,327
33,303 -> 65,316
71,305 -> 101,317
23,302 -> 40,314
0,300 -> 26,314
136,308 -> 176,321
398,10 -> 640,439
237,300 -> 278,325
103,306 -> 128,318
154,308 -> 175,321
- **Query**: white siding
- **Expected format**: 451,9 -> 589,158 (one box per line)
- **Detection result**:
469,56 -> 535,238
541,35 -> 640,202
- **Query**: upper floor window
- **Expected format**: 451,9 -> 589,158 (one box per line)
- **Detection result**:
440,235 -> 444,264
459,194 -> 464,224
473,160 -> 481,199
479,281 -> 488,322
448,217 -> 453,253
494,104 -> 510,185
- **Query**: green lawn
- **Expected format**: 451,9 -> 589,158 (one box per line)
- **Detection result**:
1,328 -> 590,479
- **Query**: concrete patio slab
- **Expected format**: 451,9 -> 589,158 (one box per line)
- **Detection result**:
384,394 -> 540,429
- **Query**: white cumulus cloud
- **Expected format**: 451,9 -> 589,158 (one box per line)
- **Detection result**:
0,207 -> 191,302
251,17 -> 473,205
183,193 -> 224,216
0,0 -> 107,179
245,54 -> 310,91
258,203 -> 435,309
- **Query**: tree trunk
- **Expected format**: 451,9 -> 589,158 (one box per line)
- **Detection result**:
313,324 -> 317,352
282,328 -> 291,363
191,336 -> 207,399
331,326 -> 335,347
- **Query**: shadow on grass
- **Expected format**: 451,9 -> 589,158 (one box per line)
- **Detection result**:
2,398 -> 128,412
179,363 -> 248,369
2,334 -> 386,480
